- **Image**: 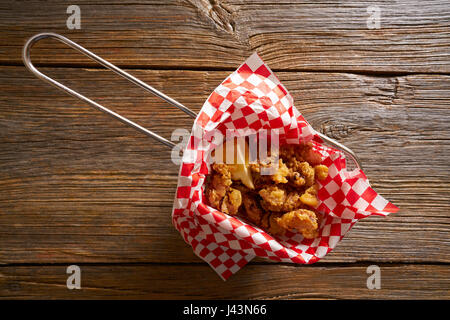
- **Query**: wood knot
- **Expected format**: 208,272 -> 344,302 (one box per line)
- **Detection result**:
320,121 -> 351,139
187,0 -> 236,34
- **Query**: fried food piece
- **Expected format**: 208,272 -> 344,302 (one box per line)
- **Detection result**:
250,170 -> 273,190
251,158 -> 289,184
269,213 -> 286,235
259,185 -> 309,212
289,171 -> 306,187
300,184 -> 319,208
242,194 -> 264,225
271,159 -> 290,184
205,164 -> 243,215
205,188 -> 222,209
221,188 -> 242,215
259,185 -> 286,212
281,142 -> 322,166
283,148 -> 316,188
283,190 -> 306,212
261,212 -> 285,236
212,163 -> 233,180
279,144 -> 298,161
231,182 -> 252,195
314,165 -> 329,181
299,142 -> 322,166
275,209 -> 319,239
249,162 -> 261,173
284,152 -> 315,183
300,162 -> 315,186
206,163 -> 232,208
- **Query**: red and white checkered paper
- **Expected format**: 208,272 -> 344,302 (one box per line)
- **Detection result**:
171,53 -> 399,280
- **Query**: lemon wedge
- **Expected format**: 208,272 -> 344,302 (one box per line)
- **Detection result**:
213,137 -> 255,189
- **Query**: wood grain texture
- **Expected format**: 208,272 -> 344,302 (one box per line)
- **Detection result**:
1,0 -> 449,299
0,0 -> 449,72
0,264 -> 448,299
0,66 -> 448,265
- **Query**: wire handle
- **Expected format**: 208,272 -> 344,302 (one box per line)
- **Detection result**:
22,32 -> 197,148
22,33 -> 362,169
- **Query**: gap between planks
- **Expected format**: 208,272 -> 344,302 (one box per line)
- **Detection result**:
6,61 -> 450,77
0,261 -> 448,268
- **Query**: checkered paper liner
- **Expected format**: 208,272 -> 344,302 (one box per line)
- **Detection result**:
171,53 -> 398,280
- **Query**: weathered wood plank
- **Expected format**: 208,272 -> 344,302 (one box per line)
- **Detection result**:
1,0 -> 449,72
0,66 -> 449,264
0,264 -> 448,299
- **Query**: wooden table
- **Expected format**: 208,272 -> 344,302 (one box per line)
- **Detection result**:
0,1 -> 449,299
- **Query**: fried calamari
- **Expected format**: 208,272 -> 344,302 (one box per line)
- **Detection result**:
205,142 -> 329,239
